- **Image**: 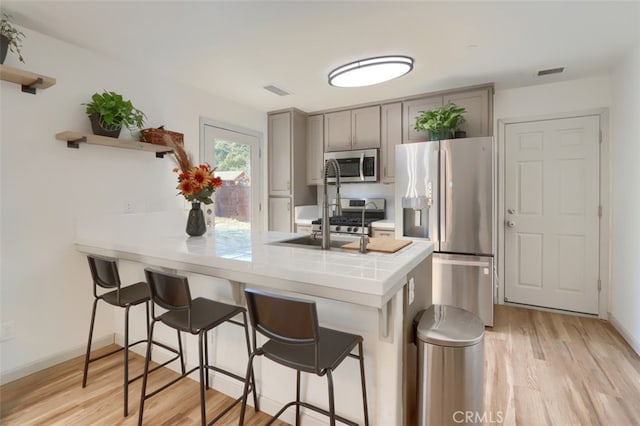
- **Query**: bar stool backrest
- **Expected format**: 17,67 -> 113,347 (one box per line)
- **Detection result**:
144,268 -> 193,327
245,288 -> 321,371
87,254 -> 123,303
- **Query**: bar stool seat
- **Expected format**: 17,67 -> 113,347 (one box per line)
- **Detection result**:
160,297 -> 243,332
263,327 -> 361,373
101,282 -> 150,306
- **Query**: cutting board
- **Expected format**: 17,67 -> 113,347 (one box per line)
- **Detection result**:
341,237 -> 412,253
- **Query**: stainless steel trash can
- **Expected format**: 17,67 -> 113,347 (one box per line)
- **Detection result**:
415,304 -> 485,426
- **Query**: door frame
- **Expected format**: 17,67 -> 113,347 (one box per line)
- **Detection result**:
199,117 -> 264,232
497,108 -> 610,319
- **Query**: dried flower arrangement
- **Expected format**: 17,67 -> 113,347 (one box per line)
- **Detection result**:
164,134 -> 222,205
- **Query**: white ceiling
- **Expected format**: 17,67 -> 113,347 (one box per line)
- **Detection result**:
4,1 -> 640,113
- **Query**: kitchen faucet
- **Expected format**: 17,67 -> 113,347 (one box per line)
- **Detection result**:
321,159 -> 342,250
359,201 -> 377,253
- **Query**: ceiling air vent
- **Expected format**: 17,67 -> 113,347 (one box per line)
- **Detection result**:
537,67 -> 565,76
263,85 -> 290,96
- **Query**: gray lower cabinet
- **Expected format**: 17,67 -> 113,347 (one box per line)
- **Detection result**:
268,109 -> 315,232
268,197 -> 291,232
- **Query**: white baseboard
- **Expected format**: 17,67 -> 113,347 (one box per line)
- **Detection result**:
609,313 -> 640,356
0,334 -> 114,385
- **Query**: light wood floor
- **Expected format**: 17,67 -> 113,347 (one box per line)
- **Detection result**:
485,305 -> 640,425
1,305 -> 639,425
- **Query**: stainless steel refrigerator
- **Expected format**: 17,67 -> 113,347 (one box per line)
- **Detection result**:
396,137 -> 494,326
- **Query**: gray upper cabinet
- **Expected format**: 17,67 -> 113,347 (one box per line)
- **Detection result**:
325,105 -> 381,151
324,110 -> 351,151
403,95 -> 443,143
352,105 -> 381,150
402,85 -> 494,143
381,102 -> 402,184
443,88 -> 492,137
306,114 -> 324,185
268,112 -> 292,196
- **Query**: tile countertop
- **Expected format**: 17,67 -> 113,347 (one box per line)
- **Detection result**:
75,211 -> 432,309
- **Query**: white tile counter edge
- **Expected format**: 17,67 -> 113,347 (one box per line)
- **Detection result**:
76,211 -> 432,310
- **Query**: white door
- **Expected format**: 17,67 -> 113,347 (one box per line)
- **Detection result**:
202,123 -> 262,231
504,115 -> 600,314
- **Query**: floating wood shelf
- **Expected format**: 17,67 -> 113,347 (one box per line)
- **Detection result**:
55,131 -> 173,158
0,64 -> 56,94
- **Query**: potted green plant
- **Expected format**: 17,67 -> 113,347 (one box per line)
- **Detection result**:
83,90 -> 146,138
414,102 -> 467,141
1,12 -> 25,64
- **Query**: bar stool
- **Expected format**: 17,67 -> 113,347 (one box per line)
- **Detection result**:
82,254 -> 182,417
239,288 -> 369,426
138,268 -> 258,426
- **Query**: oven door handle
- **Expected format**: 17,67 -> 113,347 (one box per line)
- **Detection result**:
359,152 -> 365,181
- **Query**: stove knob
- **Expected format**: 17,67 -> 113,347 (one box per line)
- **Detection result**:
352,227 -> 359,233
335,226 -> 341,232
348,227 -> 354,232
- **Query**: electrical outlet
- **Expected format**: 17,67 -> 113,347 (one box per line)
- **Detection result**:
124,200 -> 135,213
1,321 -> 15,342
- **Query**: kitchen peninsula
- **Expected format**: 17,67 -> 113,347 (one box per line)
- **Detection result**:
75,211 -> 433,425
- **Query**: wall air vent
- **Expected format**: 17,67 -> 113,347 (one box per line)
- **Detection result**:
537,67 -> 565,76
263,85 -> 290,96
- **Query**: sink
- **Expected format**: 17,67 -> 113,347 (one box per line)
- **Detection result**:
271,234 -> 357,250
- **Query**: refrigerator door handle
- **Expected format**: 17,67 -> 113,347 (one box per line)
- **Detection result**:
433,258 -> 492,268
440,147 -> 447,243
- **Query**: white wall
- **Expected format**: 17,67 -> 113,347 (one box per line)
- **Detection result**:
0,26 -> 266,382
610,43 -> 640,354
494,75 -> 611,120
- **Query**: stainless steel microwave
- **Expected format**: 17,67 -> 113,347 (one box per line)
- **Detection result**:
323,149 -> 378,183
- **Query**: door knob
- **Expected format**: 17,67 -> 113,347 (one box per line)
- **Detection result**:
507,208 -> 515,214
506,220 -> 516,228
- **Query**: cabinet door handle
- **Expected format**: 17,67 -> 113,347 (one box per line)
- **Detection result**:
287,181 -> 291,190
384,166 -> 387,177
287,202 -> 291,211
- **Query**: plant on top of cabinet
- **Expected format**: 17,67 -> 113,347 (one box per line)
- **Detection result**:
414,102 -> 466,141
1,12 -> 25,64
83,90 -> 146,138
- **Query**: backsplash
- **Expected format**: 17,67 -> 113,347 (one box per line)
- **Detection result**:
314,182 -> 396,221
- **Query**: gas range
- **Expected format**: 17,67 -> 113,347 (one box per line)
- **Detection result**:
311,198 -> 386,236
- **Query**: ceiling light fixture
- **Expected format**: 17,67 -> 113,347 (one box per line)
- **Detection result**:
328,55 -> 414,88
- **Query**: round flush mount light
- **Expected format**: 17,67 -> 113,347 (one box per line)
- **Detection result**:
328,55 -> 414,88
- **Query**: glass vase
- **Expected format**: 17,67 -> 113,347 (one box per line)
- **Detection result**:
186,202 -> 206,237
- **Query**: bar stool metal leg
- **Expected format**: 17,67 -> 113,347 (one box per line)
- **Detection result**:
138,320 -> 155,426
327,369 -> 336,426
198,330 -> 207,426
241,312 -> 258,411
124,304 -> 132,417
295,370 -> 301,426
358,342 -> 369,426
82,298 -> 99,388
